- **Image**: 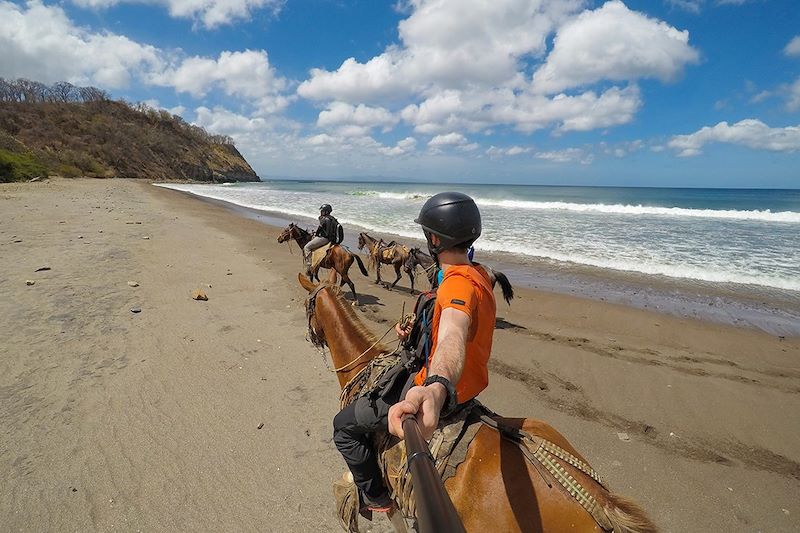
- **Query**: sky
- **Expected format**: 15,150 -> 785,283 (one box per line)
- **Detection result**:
1,0 -> 799,187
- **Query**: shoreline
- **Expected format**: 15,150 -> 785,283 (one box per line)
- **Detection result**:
164,185 -> 800,338
3,178 -> 799,532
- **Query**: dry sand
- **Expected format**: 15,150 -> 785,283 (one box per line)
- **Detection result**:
1,178 -> 799,532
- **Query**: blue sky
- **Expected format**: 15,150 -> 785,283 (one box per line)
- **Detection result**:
1,0 -> 799,187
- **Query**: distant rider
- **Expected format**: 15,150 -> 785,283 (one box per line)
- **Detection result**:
304,203 -> 338,274
332,192 -> 497,512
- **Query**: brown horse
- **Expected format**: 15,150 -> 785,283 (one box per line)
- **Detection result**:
357,232 -> 413,291
277,223 -> 369,301
298,274 -> 657,533
404,247 -> 515,305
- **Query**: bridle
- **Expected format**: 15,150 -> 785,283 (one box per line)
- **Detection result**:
305,282 -> 329,350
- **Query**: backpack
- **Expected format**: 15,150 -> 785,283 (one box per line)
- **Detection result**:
401,289 -> 437,373
331,216 -> 344,245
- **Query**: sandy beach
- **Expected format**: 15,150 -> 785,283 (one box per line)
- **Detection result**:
2,178 -> 799,532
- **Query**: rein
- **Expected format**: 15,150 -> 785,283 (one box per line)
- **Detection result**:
305,282 -> 398,373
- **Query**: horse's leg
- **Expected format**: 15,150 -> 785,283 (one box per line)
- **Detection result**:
408,270 -> 415,293
342,272 -> 357,304
340,254 -> 359,304
375,262 -> 382,284
389,262 -> 402,290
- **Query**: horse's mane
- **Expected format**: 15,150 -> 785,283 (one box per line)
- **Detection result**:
325,285 -> 390,353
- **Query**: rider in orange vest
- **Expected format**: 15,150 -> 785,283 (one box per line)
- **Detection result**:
332,192 -> 497,512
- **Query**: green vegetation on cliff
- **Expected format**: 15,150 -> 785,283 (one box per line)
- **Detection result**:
0,78 -> 259,183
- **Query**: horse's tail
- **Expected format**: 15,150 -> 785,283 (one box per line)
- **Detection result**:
353,254 -> 369,276
601,492 -> 658,533
493,271 -> 514,305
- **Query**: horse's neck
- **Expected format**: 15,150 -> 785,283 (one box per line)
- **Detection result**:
296,231 -> 311,247
318,290 -> 380,388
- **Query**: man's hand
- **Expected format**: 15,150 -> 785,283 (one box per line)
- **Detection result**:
388,383 -> 446,440
395,321 -> 413,340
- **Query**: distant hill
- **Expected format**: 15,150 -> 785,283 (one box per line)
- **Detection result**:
0,78 -> 260,183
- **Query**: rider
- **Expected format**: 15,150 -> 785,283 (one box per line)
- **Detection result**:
304,203 -> 337,274
332,192 -> 497,512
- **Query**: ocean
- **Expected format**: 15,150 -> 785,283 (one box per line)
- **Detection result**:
157,180 -> 800,334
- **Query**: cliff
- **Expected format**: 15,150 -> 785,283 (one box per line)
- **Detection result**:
0,79 -> 260,183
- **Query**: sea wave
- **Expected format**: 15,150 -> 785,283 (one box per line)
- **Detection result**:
350,190 -> 800,223
476,240 -> 800,292
154,184 -> 800,292
474,199 -> 800,223
349,190 -> 431,201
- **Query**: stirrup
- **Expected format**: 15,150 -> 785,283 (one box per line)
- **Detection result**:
361,493 -> 393,513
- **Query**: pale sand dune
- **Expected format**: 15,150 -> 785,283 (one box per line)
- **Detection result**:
1,178 -> 798,532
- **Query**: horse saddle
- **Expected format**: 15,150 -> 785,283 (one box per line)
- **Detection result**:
311,244 -> 333,270
376,243 -> 409,263
334,355 -> 486,531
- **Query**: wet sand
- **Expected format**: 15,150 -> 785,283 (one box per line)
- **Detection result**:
1,178 -> 799,532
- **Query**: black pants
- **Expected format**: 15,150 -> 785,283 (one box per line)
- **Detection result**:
333,372 -> 416,501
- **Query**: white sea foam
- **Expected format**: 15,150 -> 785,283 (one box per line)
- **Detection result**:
476,240 -> 800,292
474,199 -> 800,223
155,183 -> 800,292
350,190 -> 800,223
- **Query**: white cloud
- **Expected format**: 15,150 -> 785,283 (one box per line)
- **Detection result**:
299,0 -> 694,139
317,102 -> 398,136
0,0 -> 163,88
601,139 -> 644,157
785,36 -> 800,58
668,119 -> 800,156
0,1 -> 292,118
194,106 -> 272,133
150,50 -> 290,115
379,137 -> 417,156
168,105 -> 187,116
532,1 -> 699,94
665,0 -> 702,12
400,84 -> 642,135
428,132 -> 468,147
486,145 -> 531,158
298,0 -> 585,102
666,0 -> 755,12
535,148 -> 593,164
513,85 -> 642,133
71,0 -> 284,28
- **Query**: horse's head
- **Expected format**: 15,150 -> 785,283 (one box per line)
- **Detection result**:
277,223 -> 297,243
404,248 -> 419,271
299,273 -> 328,348
357,232 -> 367,251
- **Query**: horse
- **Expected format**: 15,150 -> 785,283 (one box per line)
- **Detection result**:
404,247 -> 515,305
277,223 -> 369,301
298,274 -> 656,533
357,232 -> 412,291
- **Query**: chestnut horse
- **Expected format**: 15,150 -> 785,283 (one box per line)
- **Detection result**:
298,274 -> 657,533
277,223 -> 369,301
404,247 -> 515,305
357,232 -> 412,291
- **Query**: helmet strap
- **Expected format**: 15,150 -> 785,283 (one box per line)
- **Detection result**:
424,230 -> 441,267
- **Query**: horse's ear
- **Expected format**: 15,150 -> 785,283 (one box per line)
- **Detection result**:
298,272 -> 316,292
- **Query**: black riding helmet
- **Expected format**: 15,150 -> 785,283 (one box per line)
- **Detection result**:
320,204 -> 332,215
415,192 -> 481,255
